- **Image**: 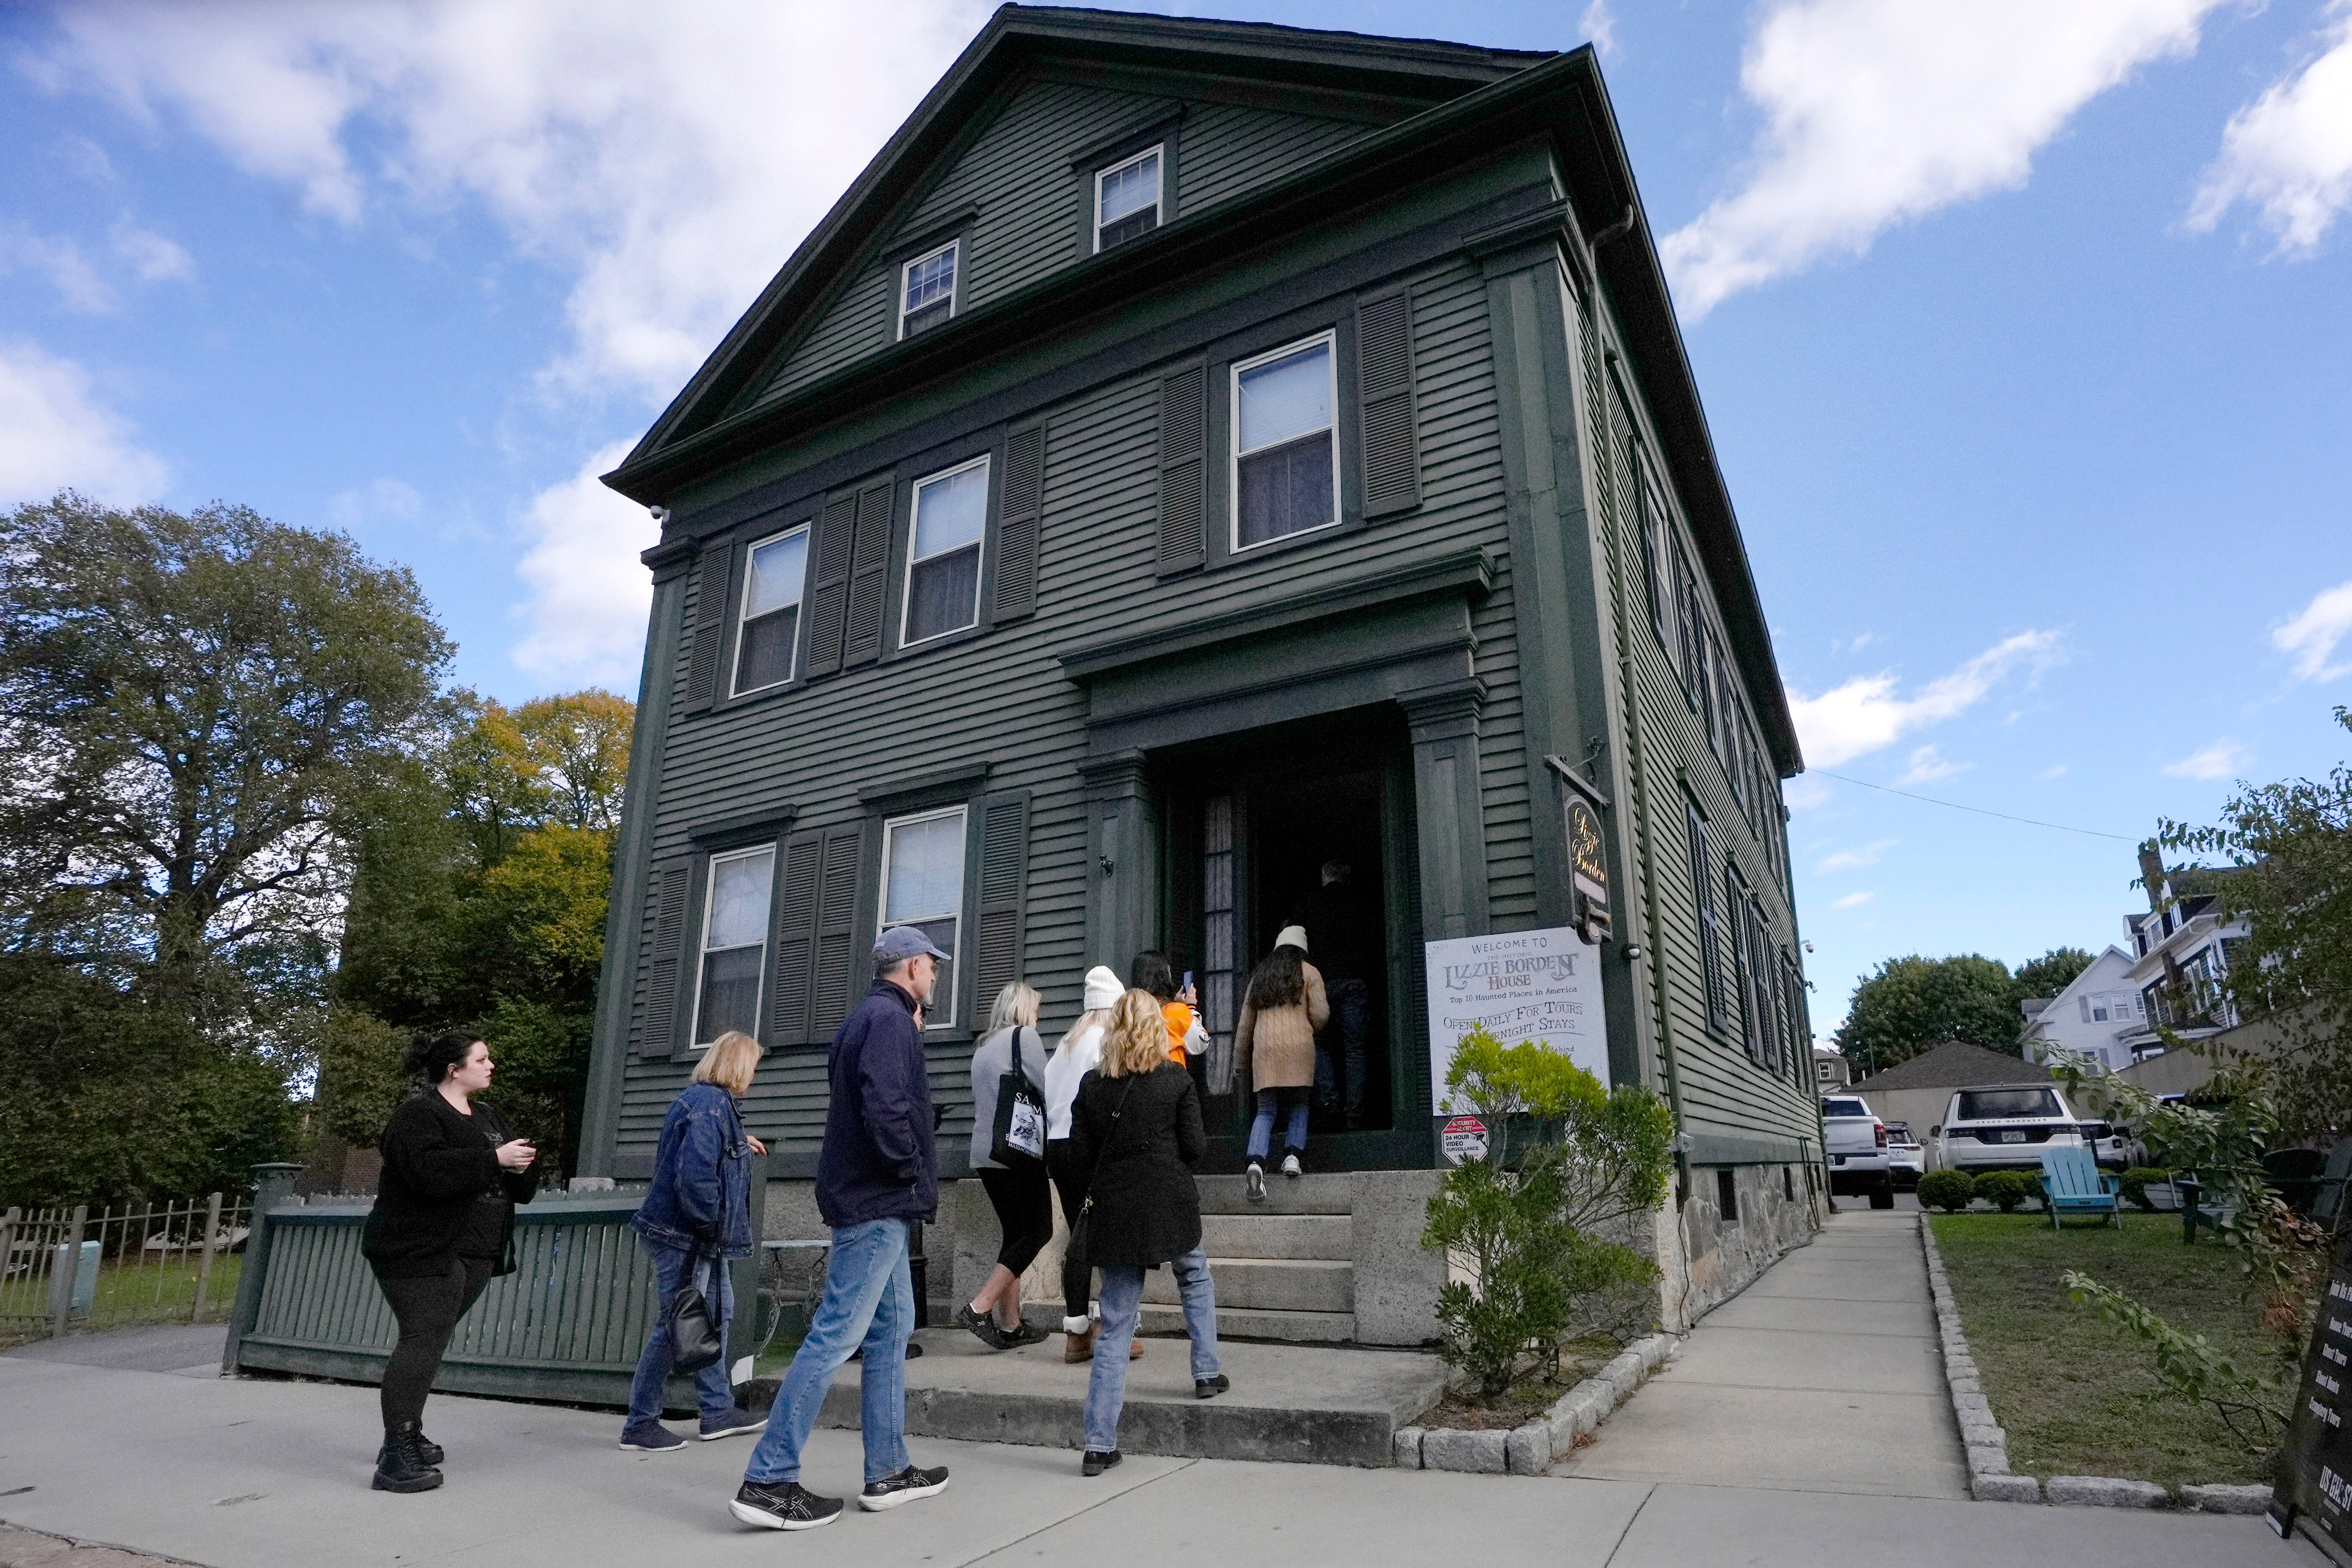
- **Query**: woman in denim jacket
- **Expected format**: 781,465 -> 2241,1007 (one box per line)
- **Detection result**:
620,1029 -> 769,1450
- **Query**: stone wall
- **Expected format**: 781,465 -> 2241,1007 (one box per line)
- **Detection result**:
1661,1161 -> 1824,1329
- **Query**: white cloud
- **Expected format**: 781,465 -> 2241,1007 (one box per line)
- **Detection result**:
1815,838 -> 1895,874
2162,738 -> 2251,780
2274,578 -> 2352,682
1662,0 -> 2222,318
1829,889 -> 1877,910
2189,3 -> 2352,256
511,441 -> 659,688
1580,0 -> 1621,61
1894,744 -> 1969,786
1783,775 -> 1835,812
2039,763 -> 2070,780
1785,629 -> 2064,768
32,0 -> 992,401
109,217 -> 192,281
329,477 -> 424,530
3,228 -> 115,312
0,341 -> 168,505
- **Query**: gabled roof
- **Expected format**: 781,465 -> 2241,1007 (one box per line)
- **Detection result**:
600,3 -> 1804,772
1855,1039 -> 2050,1092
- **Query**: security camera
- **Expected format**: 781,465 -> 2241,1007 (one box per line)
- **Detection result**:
649,505 -> 670,525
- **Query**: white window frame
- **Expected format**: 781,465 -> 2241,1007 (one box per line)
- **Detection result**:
731,523 -> 810,696
691,845 -> 775,1048
896,239 -> 959,341
1228,329 -> 1340,555
877,805 -> 968,1032
1092,144 -> 1163,253
898,454 -> 990,650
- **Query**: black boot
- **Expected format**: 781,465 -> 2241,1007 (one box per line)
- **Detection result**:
372,1421 -> 444,1493
413,1431 -> 444,1466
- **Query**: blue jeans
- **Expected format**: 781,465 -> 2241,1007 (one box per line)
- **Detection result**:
1083,1246 -> 1221,1453
625,1243 -> 736,1430
742,1218 -> 913,1486
1247,1088 -> 1310,1161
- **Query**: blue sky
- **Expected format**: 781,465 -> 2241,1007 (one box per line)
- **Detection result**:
3,0 -> 2348,1035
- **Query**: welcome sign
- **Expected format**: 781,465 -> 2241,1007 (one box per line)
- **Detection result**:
1424,925 -> 1609,1114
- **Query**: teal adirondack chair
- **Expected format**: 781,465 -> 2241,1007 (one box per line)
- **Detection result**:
2038,1146 -> 2122,1229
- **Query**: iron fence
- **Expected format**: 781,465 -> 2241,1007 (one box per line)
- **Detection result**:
0,1193 -> 251,1341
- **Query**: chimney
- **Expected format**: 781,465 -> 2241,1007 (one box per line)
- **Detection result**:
2137,843 -> 2166,915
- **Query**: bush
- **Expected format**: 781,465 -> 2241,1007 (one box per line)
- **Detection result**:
2119,1167 -> 2169,1212
1976,1170 -> 2035,1213
1916,1169 -> 1976,1212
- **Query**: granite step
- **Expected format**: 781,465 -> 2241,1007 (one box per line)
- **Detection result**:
1196,1173 -> 1353,1214
1139,1256 -> 1354,1314
1200,1212 -> 1353,1260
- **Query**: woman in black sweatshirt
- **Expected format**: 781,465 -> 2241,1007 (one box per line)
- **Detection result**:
359,1032 -> 539,1493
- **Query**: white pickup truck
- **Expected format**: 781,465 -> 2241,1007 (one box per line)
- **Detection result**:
1822,1094 -> 1896,1209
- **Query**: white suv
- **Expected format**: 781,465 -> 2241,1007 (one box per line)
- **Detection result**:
1822,1095 -> 1895,1209
1931,1083 -> 2088,1175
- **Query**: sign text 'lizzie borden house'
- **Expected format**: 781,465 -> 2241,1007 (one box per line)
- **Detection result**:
578,5 -> 1823,1330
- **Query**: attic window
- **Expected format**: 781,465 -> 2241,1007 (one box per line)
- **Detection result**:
1095,146 -> 1161,251
899,241 -> 958,338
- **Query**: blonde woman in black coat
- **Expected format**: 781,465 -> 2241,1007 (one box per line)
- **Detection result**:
1064,989 -> 1227,1475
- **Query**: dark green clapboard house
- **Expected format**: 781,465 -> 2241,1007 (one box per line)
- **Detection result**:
583,6 -> 1822,1327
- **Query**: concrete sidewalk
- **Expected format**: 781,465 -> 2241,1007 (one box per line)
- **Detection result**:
0,1323 -> 2322,1567
1555,1205 -> 1967,1497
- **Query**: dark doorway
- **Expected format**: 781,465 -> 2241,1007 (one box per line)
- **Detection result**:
1156,708 -> 1427,1172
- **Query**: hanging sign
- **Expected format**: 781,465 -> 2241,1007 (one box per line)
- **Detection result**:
1567,796 -> 1611,944
1424,924 -> 1609,1113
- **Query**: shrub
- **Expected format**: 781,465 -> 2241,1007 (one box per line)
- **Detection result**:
2119,1167 -> 2169,1212
1916,1169 -> 1976,1212
1975,1170 -> 2035,1212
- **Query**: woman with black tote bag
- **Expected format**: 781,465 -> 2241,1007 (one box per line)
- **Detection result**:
957,983 -> 1053,1349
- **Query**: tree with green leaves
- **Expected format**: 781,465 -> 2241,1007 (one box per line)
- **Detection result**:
2011,946 -> 2095,1007
1832,953 -> 2021,1073
0,493 -> 451,1203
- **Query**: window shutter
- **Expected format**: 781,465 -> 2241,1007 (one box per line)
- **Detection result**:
973,790 -> 1031,1008
640,862 -> 692,1056
769,829 -> 824,1046
683,542 -> 731,712
810,822 -> 868,1040
804,492 -> 856,679
842,479 -> 895,668
992,425 -> 1044,623
1355,287 -> 1420,516
1156,364 -> 1206,574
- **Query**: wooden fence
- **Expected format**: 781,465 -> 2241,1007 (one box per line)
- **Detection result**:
0,1194 -> 249,1340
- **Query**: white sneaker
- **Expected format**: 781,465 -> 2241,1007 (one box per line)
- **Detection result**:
1281,1152 -> 1302,1179
1245,1162 -> 1265,1203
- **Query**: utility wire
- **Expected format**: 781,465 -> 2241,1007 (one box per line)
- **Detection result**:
1811,769 -> 2136,841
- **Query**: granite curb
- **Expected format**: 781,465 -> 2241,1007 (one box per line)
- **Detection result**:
1918,1213 -> 2273,1517
1392,1331 -> 1679,1474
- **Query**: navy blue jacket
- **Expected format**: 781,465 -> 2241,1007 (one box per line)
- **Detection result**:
815,980 -> 938,1228
631,1083 -> 755,1259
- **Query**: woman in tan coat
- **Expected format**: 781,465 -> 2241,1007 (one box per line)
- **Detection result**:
1233,925 -> 1329,1202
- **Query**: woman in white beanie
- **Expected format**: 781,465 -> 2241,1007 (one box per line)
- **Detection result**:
1044,965 -> 1144,1363
1233,927 -> 1329,1202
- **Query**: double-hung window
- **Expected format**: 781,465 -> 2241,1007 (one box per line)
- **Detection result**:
903,456 -> 987,647
880,806 -> 966,1029
1634,449 -> 1671,652
1687,804 -> 1730,1033
898,241 -> 958,338
1095,146 -> 1161,251
1232,333 -> 1338,550
1673,539 -> 1703,706
733,526 -> 808,695
694,847 -> 774,1045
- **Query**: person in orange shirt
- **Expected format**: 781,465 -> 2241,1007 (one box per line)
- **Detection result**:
1131,950 -> 1208,1095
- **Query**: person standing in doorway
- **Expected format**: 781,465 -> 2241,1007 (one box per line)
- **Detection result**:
619,1029 -> 770,1451
1290,861 -> 1372,1126
1131,949 -> 1208,1097
728,927 -> 952,1532
1233,927 -> 1329,1201
1044,965 -> 1144,1364
1068,989 -> 1226,1476
359,1033 -> 539,1493
958,982 -> 1052,1350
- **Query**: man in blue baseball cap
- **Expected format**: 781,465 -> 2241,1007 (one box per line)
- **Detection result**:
729,926 -> 952,1532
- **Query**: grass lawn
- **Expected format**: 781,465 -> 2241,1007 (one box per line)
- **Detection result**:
1930,1211 -> 2280,1487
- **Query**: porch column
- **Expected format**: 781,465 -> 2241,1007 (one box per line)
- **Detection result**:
1398,677 -> 1490,941
1079,749 -> 1160,971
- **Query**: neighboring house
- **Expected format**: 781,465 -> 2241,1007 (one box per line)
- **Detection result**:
1851,1040 -> 2055,1150
2019,945 -> 2145,1075
1813,1045 -> 1852,1089
2119,847 -> 2250,1062
575,8 -> 1819,1328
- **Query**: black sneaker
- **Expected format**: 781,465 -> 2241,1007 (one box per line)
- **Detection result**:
1195,1373 -> 1230,1400
1245,1162 -> 1266,1203
729,1478 -> 843,1531
859,1463 -> 949,1511
955,1302 -> 1015,1350
1082,1448 -> 1122,1477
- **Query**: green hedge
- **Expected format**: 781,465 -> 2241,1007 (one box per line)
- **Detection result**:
1917,1169 -> 1976,1212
